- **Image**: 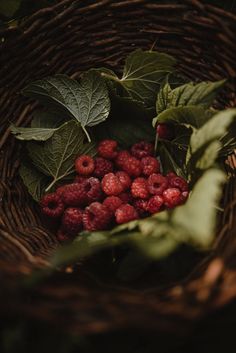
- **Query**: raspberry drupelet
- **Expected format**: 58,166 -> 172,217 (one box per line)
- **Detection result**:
147,173 -> 168,195
93,157 -> 114,178
131,177 -> 150,199
40,193 -> 64,218
115,204 -> 139,224
83,202 -> 112,231
75,155 -> 95,176
98,139 -> 118,160
131,141 -> 154,159
141,156 -> 160,176
62,207 -> 83,235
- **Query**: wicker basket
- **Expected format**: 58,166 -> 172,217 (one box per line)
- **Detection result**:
0,0 -> 236,336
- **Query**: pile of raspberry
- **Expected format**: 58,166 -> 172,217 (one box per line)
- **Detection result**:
40,140 -> 189,242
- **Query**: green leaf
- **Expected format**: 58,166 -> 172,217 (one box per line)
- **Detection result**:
156,82 -> 172,114
172,169 -> 226,248
19,161 -> 48,201
23,71 -> 110,141
10,124 -> 58,141
195,141 -> 221,170
31,110 -> 66,128
28,120 -> 96,192
153,106 -> 213,129
99,49 -> 176,109
159,143 -> 187,178
189,108 -> 236,155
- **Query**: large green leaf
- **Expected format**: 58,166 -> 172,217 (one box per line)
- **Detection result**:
10,124 -> 58,141
23,71 -> 110,141
99,49 -> 176,109
28,120 -> 96,192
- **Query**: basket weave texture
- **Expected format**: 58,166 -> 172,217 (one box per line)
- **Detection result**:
0,0 -> 236,335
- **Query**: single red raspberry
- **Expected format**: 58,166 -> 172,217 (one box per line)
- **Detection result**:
115,150 -> 131,169
141,156 -> 160,176
98,139 -> 118,160
40,193 -> 64,218
147,173 -> 168,195
131,141 -> 154,159
62,207 -> 83,235
83,177 -> 102,202
115,171 -> 131,191
119,192 -> 133,204
115,204 -> 139,224
131,177 -> 150,199
101,173 -> 123,196
74,175 -> 87,184
163,188 -> 182,208
103,196 -> 123,213
156,123 -> 174,140
62,183 -> 87,207
83,202 -> 112,231
121,157 -> 142,177
180,191 -> 189,204
132,199 -> 148,217
93,157 -> 114,178
57,228 -> 71,243
166,172 -> 177,181
146,195 -> 164,214
169,176 -> 188,192
75,155 -> 95,176
56,185 -> 68,198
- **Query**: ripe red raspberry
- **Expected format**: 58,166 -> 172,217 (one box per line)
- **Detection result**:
132,199 -> 148,217
83,202 -> 112,231
101,173 -> 123,196
163,188 -> 182,208
40,193 -> 64,218
141,156 -> 160,176
115,171 -> 131,191
56,185 -> 68,198
75,155 -> 95,176
119,192 -> 133,204
147,173 -> 168,195
115,204 -> 139,224
121,156 -> 142,177
131,141 -> 154,159
169,176 -> 188,192
156,123 -> 174,140
115,150 -> 131,169
93,157 -> 114,178
98,139 -> 118,160
166,172 -> 176,181
57,229 -> 71,243
83,177 -> 102,202
62,207 -> 83,235
146,195 -> 164,214
131,177 -> 150,199
62,183 -> 87,207
103,196 -> 123,213
74,175 -> 87,184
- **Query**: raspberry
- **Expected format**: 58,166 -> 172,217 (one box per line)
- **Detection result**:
131,141 -> 154,159
83,202 -> 112,231
121,157 -> 142,177
93,157 -> 114,178
147,173 -> 168,195
131,177 -> 150,199
163,188 -> 182,208
115,204 -> 139,224
83,177 -> 102,202
119,192 -> 133,204
98,139 -> 118,160
156,123 -> 174,140
115,150 -> 131,169
74,175 -> 87,184
56,185 -> 68,198
115,171 -> 131,191
166,172 -> 177,181
75,155 -> 95,176
40,193 -> 64,218
146,195 -> 164,214
141,156 -> 160,176
57,229 -> 71,243
103,196 -> 123,213
133,199 -> 148,217
101,173 -> 123,196
62,183 -> 87,207
62,207 -> 83,235
169,176 -> 188,192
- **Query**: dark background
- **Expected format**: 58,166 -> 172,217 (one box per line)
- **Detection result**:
1,0 -> 236,352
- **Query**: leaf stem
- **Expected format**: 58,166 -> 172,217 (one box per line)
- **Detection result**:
82,126 -> 91,142
45,179 -> 57,193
